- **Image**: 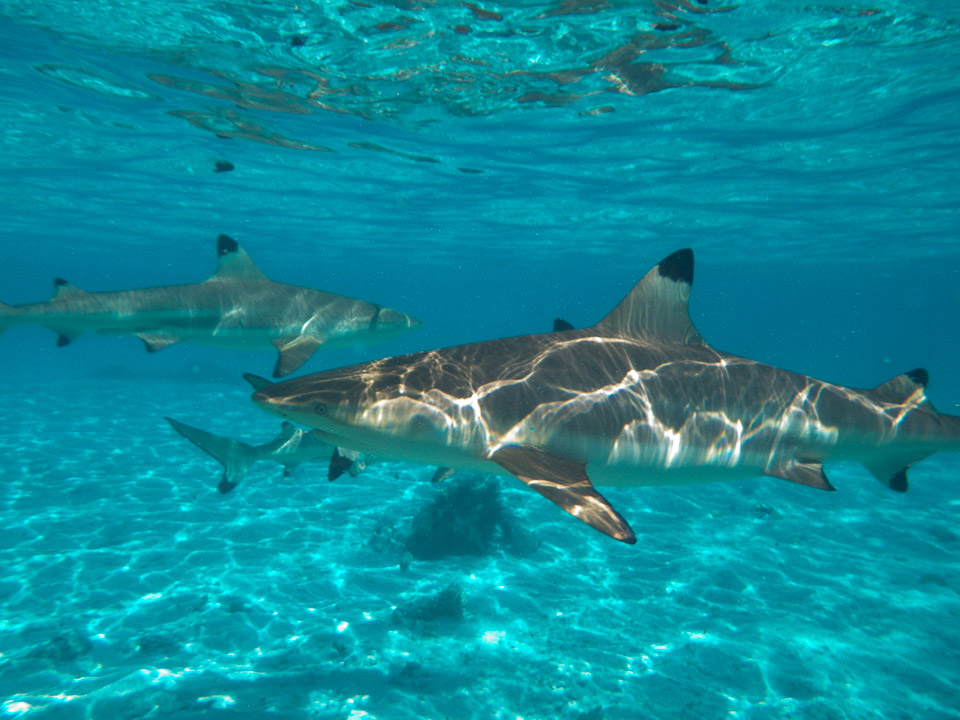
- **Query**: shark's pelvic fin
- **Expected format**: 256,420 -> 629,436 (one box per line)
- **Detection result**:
765,457 -> 835,491
328,447 -> 354,481
272,335 -> 325,377
208,234 -> 269,283
591,248 -> 706,346
138,332 -> 182,353
431,466 -> 456,483
491,445 -> 637,544
242,372 -> 273,391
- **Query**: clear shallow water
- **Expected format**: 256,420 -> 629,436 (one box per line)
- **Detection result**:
1,1 -> 959,718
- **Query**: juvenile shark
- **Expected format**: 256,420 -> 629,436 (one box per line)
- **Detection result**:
249,249 -> 960,544
166,416 -> 365,494
0,235 -> 421,376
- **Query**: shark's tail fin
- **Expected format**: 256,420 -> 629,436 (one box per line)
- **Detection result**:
165,417 -> 257,493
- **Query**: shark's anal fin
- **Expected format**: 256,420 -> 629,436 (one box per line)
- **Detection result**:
273,335 -> 324,377
490,445 -> 637,544
431,466 -> 456,483
863,455 -> 928,493
765,457 -> 835,491
138,332 -> 182,353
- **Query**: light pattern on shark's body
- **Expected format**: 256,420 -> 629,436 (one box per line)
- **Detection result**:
250,249 -> 960,544
0,235 -> 421,376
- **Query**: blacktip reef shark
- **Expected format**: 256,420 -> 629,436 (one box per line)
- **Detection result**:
0,235 -> 421,377
249,249 -> 960,544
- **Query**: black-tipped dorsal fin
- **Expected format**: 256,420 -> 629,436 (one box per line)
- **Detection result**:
872,368 -> 930,408
591,248 -> 706,345
51,278 -> 88,300
209,234 -> 269,282
553,318 -> 575,332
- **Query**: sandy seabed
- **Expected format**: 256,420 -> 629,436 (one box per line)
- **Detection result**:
1,378 -> 958,720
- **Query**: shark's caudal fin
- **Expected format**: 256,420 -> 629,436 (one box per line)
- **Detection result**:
591,248 -> 706,346
166,417 -> 258,493
863,368 -> 937,492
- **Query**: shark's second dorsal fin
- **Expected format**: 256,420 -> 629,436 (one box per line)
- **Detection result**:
208,234 -> 269,283
51,278 -> 88,300
872,368 -> 932,409
591,248 -> 706,346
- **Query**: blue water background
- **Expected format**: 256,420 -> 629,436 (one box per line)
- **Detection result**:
1,2 -> 959,718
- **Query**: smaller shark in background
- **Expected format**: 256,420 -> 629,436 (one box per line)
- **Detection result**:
166,415 -> 365,494
0,235 -> 421,376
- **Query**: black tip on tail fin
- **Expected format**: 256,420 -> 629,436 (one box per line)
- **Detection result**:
217,234 -> 239,256
658,248 -> 694,285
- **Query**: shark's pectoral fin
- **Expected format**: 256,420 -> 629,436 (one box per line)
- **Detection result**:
218,475 -> 239,494
765,457 -> 835,491
138,332 -> 181,353
273,335 -> 325,377
431,466 -> 456,483
490,445 -> 637,544
328,448 -> 354,481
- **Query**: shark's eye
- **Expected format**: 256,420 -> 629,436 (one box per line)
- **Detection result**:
314,403 -> 327,416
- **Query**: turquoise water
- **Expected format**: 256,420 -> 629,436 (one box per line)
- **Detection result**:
1,1 -> 959,718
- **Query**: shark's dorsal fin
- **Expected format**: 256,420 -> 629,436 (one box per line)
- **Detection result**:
591,248 -> 706,346
553,318 -> 575,332
51,278 -> 88,300
208,234 -> 269,283
872,368 -> 931,408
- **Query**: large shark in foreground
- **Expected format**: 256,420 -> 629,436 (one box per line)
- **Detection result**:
250,249 -> 960,544
0,235 -> 421,376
